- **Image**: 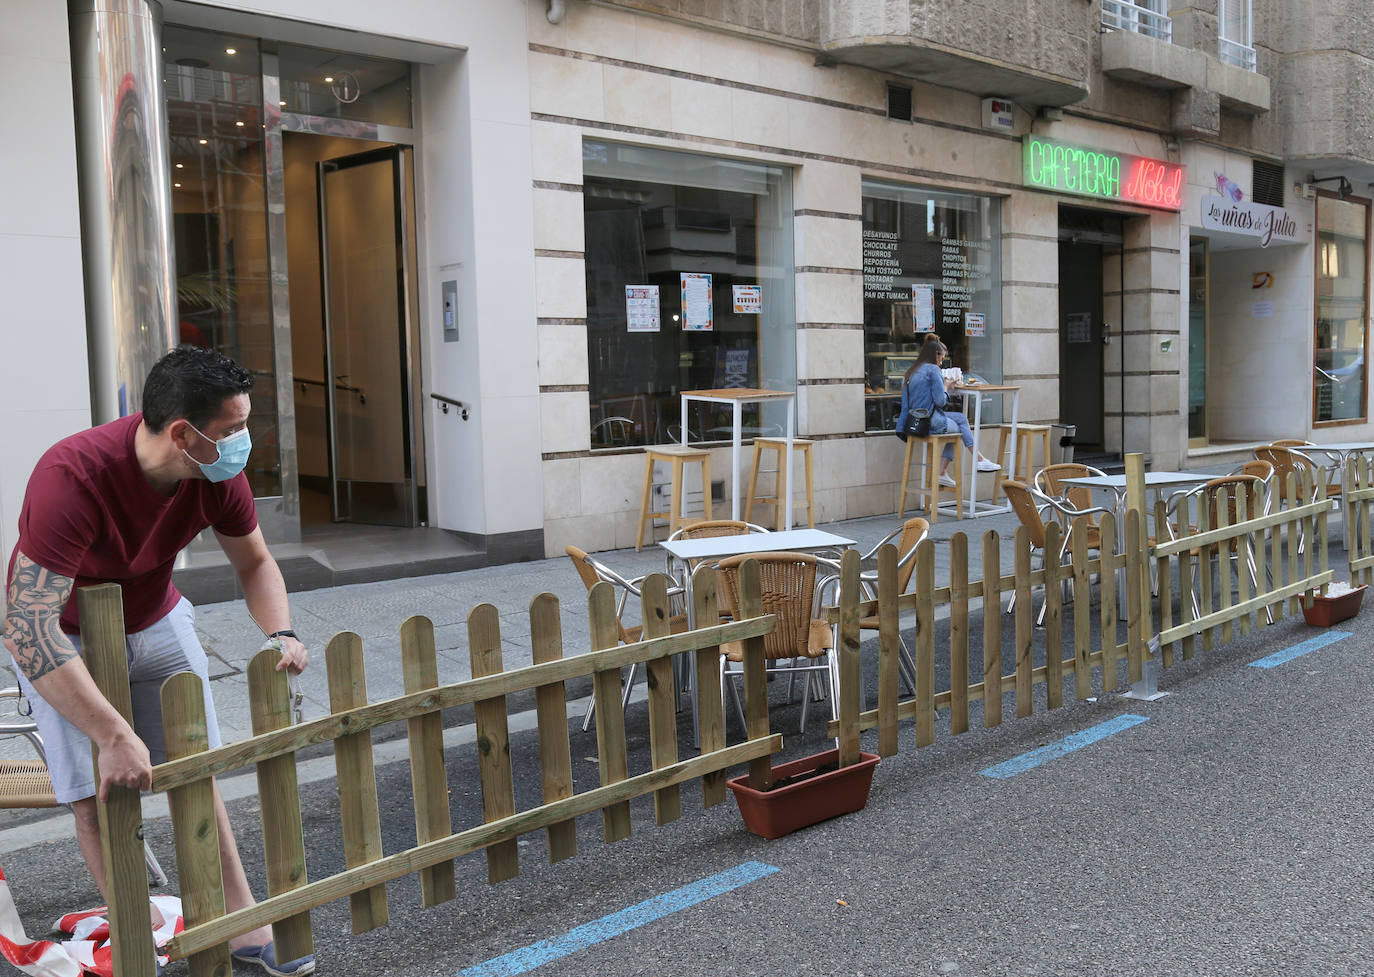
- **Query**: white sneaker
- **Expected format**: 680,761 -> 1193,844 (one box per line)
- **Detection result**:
976,457 -> 1001,473
938,473 -> 957,488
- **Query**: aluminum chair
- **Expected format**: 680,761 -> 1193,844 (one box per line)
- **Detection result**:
0,687 -> 168,886
565,547 -> 688,731
1164,474 -> 1272,624
1002,480 -> 1111,626
716,551 -> 836,736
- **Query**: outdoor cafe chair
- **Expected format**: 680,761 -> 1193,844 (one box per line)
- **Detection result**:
1164,474 -> 1271,624
716,551 -> 836,736
1035,463 -> 1109,529
1002,479 -> 1111,626
565,546 -> 689,731
664,519 -> 769,575
1254,446 -> 1340,552
0,687 -> 167,887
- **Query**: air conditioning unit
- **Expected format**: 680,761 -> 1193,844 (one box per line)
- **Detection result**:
1295,183 -> 1316,200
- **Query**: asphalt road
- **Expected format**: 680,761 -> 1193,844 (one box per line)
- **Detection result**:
4,602 -> 1372,977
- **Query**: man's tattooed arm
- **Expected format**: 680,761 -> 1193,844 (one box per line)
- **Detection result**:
4,551 -> 79,681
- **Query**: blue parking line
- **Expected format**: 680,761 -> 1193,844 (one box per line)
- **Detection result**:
980,714 -> 1150,779
1249,630 -> 1351,669
458,861 -> 780,977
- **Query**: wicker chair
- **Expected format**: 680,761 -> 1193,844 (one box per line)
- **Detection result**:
0,687 -> 167,885
565,547 -> 689,730
1002,480 -> 1110,625
716,551 -> 836,735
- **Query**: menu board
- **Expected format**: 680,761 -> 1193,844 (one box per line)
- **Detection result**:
912,284 -> 934,332
681,273 -> 713,331
863,229 -> 905,300
625,285 -> 660,332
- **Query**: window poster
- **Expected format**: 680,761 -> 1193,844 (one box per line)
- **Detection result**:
624,285 -> 660,332
681,272 -> 713,331
912,284 -> 934,332
964,311 -> 985,337
732,284 -> 762,314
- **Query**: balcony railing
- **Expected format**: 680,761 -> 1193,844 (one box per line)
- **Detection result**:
1101,0 -> 1172,43
1218,36 -> 1257,71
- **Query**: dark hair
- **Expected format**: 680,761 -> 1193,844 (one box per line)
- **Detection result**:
142,345 -> 254,433
904,334 -> 945,383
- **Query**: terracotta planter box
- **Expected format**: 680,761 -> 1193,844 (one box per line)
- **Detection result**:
1301,585 -> 1367,627
727,748 -> 880,840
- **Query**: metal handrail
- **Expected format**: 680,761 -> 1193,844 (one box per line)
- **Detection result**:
1101,0 -> 1172,42
296,375 -> 366,404
431,392 -> 470,420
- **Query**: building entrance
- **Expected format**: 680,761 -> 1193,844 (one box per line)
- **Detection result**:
1058,208 -> 1125,454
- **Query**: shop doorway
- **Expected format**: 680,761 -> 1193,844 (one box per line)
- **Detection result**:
284,132 -> 425,527
1058,208 -> 1124,454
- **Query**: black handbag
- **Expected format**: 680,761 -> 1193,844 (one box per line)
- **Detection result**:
896,408 -> 931,443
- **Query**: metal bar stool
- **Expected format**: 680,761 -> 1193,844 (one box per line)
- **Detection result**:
636,445 -> 713,550
897,433 -> 964,522
744,437 -> 815,530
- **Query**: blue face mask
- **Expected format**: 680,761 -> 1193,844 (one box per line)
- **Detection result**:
185,423 -> 252,483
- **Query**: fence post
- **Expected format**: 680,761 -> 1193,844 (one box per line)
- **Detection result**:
640,573 -> 682,824
399,615 -> 457,903
1043,521 -> 1062,711
949,532 -> 970,735
1124,452 -> 1153,643
588,582 -> 633,839
837,548 -> 864,765
470,605 -> 520,881
1013,525 -> 1032,720
78,583 -> 156,977
529,594 -> 577,859
247,646 -> 313,964
162,671 -> 231,977
982,531 -> 1002,728
737,559 -> 772,791
691,565 -> 728,806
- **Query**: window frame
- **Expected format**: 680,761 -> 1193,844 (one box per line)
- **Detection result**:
1312,189 -> 1372,429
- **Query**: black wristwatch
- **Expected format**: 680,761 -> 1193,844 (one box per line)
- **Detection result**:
268,629 -> 298,640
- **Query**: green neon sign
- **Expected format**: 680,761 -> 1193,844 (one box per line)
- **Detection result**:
1023,136 -> 1184,211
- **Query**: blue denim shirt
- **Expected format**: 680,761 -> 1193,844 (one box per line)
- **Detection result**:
898,362 -> 948,435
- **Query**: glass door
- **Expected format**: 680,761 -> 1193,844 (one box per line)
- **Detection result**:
1188,237 -> 1208,445
318,145 -> 418,525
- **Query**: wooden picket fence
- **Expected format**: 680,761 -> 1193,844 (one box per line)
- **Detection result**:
827,471 -> 1332,756
82,565 -> 781,977
1344,456 -> 1374,586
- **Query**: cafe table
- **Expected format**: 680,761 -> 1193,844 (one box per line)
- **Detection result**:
949,382 -> 1020,519
1060,471 -> 1212,618
681,388 -> 796,524
659,527 -> 856,744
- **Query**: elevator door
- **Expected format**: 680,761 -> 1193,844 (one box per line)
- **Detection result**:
318,146 -> 418,526
1059,240 -> 1106,450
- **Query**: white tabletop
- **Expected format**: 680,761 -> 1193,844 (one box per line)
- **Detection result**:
1300,442 -> 1374,454
660,528 -> 856,561
1061,471 -> 1211,490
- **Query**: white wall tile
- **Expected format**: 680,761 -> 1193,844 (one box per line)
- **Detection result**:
532,188 -> 585,253
535,255 -> 588,319
537,324 -> 589,386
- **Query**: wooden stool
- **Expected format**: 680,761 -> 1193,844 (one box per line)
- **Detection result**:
745,437 -> 815,530
637,445 -> 713,551
897,434 -> 964,523
996,424 -> 1053,493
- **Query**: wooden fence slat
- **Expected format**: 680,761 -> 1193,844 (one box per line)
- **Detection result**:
1216,490 -> 1234,647
1287,472 -> 1302,615
1316,473 -> 1328,592
949,532 -> 970,735
915,539 -> 936,747
1361,458 -> 1373,586
1198,490 -> 1215,652
738,560 -> 773,790
1154,498 -> 1174,667
247,647 -> 313,965
983,531 -> 1002,728
1125,510 -> 1145,687
1013,526 -> 1032,719
469,605 -> 520,883
1176,495 -> 1196,660
161,671 -> 231,977
325,632 -> 388,932
1267,483 -> 1284,623
529,594 -> 577,862
640,574 -> 682,825
869,546 -> 898,758
1072,523 -> 1091,700
1235,488 -> 1253,637
1043,522 -> 1062,711
691,566 -> 727,807
399,616 -> 457,905
80,585 -> 158,977
1100,511 -> 1118,691
588,582 -> 633,841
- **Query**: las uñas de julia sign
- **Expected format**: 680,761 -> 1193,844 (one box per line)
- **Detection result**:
1200,198 -> 1300,247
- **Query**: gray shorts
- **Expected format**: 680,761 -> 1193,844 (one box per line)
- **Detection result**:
13,596 -> 223,804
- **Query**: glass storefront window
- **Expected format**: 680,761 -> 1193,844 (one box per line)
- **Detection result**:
582,141 -> 795,447
861,181 -> 1002,432
1314,193 -> 1370,424
277,44 -> 412,128
163,27 -> 280,495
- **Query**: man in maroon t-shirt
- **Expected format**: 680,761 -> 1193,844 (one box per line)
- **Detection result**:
3,347 -> 314,977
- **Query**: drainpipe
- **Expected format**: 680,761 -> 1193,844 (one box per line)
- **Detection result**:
69,0 -> 178,422
547,0 -> 566,24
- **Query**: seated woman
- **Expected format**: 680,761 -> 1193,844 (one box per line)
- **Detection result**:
900,334 -> 1001,486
